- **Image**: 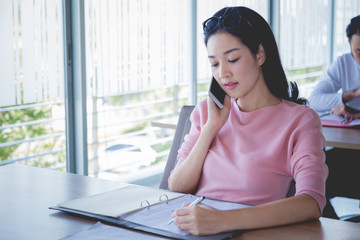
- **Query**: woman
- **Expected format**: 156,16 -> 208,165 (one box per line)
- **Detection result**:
168,7 -> 328,235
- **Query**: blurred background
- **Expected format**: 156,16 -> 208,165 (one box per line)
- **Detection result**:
1,0 -> 359,187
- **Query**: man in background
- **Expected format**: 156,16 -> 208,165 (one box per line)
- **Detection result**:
309,15 -> 360,221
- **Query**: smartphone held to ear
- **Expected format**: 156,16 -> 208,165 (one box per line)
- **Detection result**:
209,77 -> 226,109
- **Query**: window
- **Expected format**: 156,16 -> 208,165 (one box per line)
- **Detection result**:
333,0 -> 360,58
84,0 -> 269,183
2,0 -> 359,187
279,0 -> 360,99
84,0 -> 192,182
0,0 -> 66,169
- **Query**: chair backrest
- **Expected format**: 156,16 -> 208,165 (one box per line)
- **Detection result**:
159,105 -> 195,190
286,180 -> 296,198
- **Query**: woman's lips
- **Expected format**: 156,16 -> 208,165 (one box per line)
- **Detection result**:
224,82 -> 238,90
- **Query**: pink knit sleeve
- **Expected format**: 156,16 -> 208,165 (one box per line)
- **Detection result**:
289,107 -> 329,212
176,100 -> 208,164
168,100 -> 207,178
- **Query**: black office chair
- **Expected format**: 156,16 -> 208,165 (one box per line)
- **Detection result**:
159,105 -> 194,190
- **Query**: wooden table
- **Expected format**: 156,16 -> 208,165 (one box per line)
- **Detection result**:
0,164 -> 124,240
1,164 -> 359,240
322,126 -> 360,150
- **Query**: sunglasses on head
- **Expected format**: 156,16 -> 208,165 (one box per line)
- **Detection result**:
202,9 -> 253,33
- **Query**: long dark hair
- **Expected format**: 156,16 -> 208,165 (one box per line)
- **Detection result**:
203,7 -> 306,105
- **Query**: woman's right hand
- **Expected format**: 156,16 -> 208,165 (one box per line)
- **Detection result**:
205,95 -> 231,133
169,95 -> 231,193
168,96 -> 231,193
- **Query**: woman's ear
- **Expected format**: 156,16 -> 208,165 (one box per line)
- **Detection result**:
256,44 -> 266,66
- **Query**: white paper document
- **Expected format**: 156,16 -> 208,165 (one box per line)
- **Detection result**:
330,197 -> 360,219
123,194 -> 250,236
54,186 -> 250,239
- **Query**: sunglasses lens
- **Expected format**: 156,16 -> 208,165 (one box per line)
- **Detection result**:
203,17 -> 218,33
203,13 -> 247,33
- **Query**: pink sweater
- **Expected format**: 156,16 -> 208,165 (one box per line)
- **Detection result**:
174,99 -> 328,211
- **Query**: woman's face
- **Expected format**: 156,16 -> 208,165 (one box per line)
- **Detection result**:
206,32 -> 266,101
350,34 -> 360,65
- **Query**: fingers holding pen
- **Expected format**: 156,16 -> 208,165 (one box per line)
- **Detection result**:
172,204 -> 222,235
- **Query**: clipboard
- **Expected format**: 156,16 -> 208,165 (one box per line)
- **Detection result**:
50,184 -> 249,240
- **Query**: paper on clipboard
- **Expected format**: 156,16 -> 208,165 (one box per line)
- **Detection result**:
52,188 -> 250,240
123,194 -> 250,236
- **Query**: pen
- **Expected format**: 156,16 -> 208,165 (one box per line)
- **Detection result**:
341,117 -> 352,125
167,196 -> 205,225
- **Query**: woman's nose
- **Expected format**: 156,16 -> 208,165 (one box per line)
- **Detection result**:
219,64 -> 231,79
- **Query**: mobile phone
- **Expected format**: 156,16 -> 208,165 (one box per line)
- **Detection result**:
209,77 -> 226,109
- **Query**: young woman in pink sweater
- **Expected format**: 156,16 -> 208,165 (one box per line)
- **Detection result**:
168,6 -> 328,235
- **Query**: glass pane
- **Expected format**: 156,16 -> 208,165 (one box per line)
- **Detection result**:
84,1 -> 269,184
84,0 -> 191,183
279,0 -> 331,99
85,0 -> 267,184
333,0 -> 360,58
0,0 -> 66,170
279,0 -> 360,99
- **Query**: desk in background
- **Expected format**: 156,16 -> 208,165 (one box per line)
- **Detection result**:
1,164 -> 360,240
322,126 -> 360,150
151,116 -> 178,130
153,117 -> 360,150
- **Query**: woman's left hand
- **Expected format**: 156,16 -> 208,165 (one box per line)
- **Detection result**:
172,204 -> 223,236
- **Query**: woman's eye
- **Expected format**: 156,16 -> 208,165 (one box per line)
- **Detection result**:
211,63 -> 219,67
229,58 -> 239,63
